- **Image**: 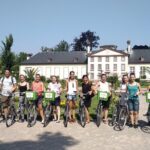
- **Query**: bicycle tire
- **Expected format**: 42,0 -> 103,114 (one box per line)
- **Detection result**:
118,108 -> 128,130
27,104 -> 37,127
6,105 -> 16,127
80,106 -> 86,128
111,106 -> 118,126
96,103 -> 102,127
64,104 -> 69,127
43,105 -> 53,127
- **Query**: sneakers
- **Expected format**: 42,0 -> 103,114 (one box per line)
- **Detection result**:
41,119 -> 44,124
134,124 -> 139,129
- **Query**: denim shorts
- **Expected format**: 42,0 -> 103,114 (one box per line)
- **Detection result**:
35,95 -> 43,106
128,98 -> 139,112
67,95 -> 77,101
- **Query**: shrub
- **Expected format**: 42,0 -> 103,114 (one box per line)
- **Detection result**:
107,75 -> 120,90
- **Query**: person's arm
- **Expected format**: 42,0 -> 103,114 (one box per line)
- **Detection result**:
59,83 -> 62,94
65,79 -> 68,93
137,83 -> 141,95
41,82 -> 45,92
26,82 -> 30,90
11,78 -> 17,92
76,80 -> 79,94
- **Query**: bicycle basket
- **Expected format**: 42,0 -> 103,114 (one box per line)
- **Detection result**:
25,91 -> 37,101
146,92 -> 150,103
98,91 -> 109,101
44,92 -> 55,101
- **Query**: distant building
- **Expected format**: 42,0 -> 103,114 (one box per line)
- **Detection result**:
128,47 -> 150,79
20,51 -> 87,79
87,45 -> 129,80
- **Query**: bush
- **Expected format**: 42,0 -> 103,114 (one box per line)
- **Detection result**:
40,76 -> 46,82
135,78 -> 140,83
107,75 -> 120,90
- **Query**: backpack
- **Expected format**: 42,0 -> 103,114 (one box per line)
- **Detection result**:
1,76 -> 15,86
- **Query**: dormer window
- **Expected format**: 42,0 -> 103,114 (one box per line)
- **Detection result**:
139,56 -> 144,62
48,58 -> 52,62
73,57 -> 78,63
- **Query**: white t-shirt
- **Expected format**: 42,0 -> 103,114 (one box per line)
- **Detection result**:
47,82 -> 61,97
98,81 -> 110,93
120,83 -> 127,93
67,79 -> 77,95
0,76 -> 16,96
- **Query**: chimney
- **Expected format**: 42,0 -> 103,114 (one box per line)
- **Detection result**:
27,53 -> 32,60
87,46 -> 91,53
127,40 -> 132,54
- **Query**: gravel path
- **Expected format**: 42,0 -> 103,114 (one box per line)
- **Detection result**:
0,95 -> 150,150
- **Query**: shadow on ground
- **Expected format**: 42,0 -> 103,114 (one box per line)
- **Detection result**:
0,132 -> 79,150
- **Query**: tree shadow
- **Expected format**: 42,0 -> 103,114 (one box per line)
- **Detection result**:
0,132 -> 79,150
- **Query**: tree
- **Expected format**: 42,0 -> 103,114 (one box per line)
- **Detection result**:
72,30 -> 100,51
0,34 -> 15,71
24,68 -> 38,83
54,40 -> 70,51
41,46 -> 54,52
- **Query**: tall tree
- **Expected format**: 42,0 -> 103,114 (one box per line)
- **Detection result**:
72,30 -> 100,51
1,34 -> 15,71
54,40 -> 70,51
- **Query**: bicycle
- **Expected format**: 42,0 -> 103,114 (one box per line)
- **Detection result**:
117,93 -> 129,130
96,91 -> 110,127
78,93 -> 88,128
25,91 -> 38,127
5,93 -> 17,127
42,91 -> 55,127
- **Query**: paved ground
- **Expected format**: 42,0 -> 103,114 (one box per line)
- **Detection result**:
0,95 -> 150,150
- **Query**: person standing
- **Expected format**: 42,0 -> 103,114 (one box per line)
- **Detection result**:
127,73 -> 141,128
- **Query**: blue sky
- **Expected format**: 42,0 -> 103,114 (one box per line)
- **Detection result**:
0,0 -> 149,53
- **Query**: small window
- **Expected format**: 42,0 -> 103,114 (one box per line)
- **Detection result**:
130,66 -> 135,73
121,56 -> 125,62
98,57 -> 102,62
106,57 -> 109,62
90,73 -> 94,80
90,57 -> 94,62
113,64 -> 117,71
106,64 -> 109,71
98,64 -> 102,71
90,64 -> 94,71
113,56 -> 117,62
121,64 -> 125,71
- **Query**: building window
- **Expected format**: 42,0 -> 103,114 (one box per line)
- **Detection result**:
98,57 -> 102,62
98,64 -> 102,71
121,56 -> 125,62
90,73 -> 94,80
113,64 -> 117,71
106,64 -> 109,71
106,57 -> 109,62
90,57 -> 94,62
121,64 -> 125,71
130,66 -> 135,73
113,56 -> 117,62
90,64 -> 94,71
140,66 -> 146,77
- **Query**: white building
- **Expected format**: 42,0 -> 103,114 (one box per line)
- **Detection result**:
128,48 -> 150,79
87,45 -> 129,80
20,51 -> 87,79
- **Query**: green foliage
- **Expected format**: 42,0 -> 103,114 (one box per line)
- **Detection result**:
54,40 -> 70,51
1,34 -> 15,71
24,68 -> 38,83
60,80 -> 66,89
135,78 -> 140,83
40,75 -> 46,82
107,75 -> 120,90
72,30 -> 100,51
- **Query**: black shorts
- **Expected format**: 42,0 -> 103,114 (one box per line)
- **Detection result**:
84,97 -> 92,108
52,96 -> 61,106
102,96 -> 111,109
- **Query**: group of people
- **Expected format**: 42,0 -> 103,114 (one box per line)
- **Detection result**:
0,69 -> 149,128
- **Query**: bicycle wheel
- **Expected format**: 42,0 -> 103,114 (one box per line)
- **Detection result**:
0,107 -> 4,123
96,103 -> 102,127
111,105 -> 118,126
118,108 -> 128,130
27,104 -> 37,127
64,104 -> 69,127
80,106 -> 86,128
6,105 -> 16,127
43,105 -> 53,127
